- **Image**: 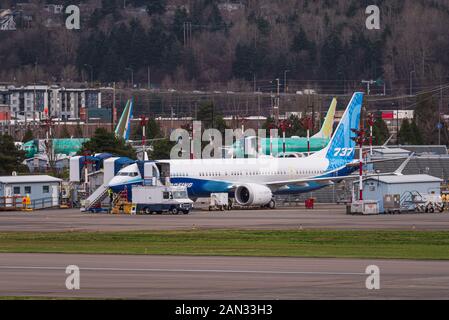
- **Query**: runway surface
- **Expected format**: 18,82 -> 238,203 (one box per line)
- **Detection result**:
1,206 -> 449,232
0,253 -> 448,299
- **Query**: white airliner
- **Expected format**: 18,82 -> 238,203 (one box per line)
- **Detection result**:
109,92 -> 365,208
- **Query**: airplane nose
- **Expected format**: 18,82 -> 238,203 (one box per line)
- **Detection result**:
108,177 -> 121,187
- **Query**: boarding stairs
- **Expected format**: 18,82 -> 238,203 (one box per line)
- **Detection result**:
82,184 -> 109,211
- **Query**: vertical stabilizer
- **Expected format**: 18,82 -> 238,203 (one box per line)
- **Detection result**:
114,99 -> 133,141
312,92 -> 363,169
312,97 -> 337,139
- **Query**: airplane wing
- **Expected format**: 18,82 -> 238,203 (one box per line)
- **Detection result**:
265,154 -> 414,191
346,156 -> 409,167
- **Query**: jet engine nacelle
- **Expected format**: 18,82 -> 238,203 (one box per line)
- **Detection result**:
235,183 -> 273,206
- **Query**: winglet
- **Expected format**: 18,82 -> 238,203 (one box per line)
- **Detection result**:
394,152 -> 415,175
312,97 -> 337,139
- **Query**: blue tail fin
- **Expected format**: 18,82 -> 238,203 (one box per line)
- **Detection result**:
323,92 -> 363,167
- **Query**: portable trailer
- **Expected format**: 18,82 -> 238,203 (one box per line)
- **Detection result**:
131,185 -> 193,215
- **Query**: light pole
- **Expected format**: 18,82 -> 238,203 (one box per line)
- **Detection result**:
283,70 -> 290,93
274,78 -> 280,123
253,73 -> 256,92
84,64 -> 93,86
361,80 -> 375,95
126,67 -> 134,88
409,70 -> 415,96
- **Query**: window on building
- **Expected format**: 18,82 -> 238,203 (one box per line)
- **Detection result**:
13,186 -> 21,195
24,186 -> 31,194
43,185 -> 50,193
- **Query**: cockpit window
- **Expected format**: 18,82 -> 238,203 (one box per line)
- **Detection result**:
118,172 -> 138,177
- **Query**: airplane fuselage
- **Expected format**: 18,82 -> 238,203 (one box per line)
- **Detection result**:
109,156 -> 356,198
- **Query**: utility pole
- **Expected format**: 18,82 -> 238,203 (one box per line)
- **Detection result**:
351,128 -> 366,201
272,78 -> 280,124
183,22 -> 192,47
126,67 -> 134,88
410,70 -> 415,96
253,73 -> 256,92
283,70 -> 290,93
439,83 -> 443,145
84,64 -> 93,86
171,105 -> 174,133
111,82 -> 116,132
140,115 -> 147,160
33,60 -> 37,127
368,113 -> 374,156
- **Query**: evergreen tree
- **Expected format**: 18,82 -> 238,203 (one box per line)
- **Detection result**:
147,0 -> 166,16
255,17 -> 270,36
147,118 -> 161,138
0,134 -> 26,175
372,116 -> 390,145
196,101 -> 228,134
233,42 -> 268,80
409,120 -> 424,145
133,117 -> 162,140
149,139 -> 175,160
262,116 -> 276,130
22,127 -> 34,142
172,7 -> 189,41
291,27 -> 310,52
414,93 -> 439,144
399,119 -> 412,144
101,0 -> 120,16
321,33 -> 344,79
285,115 -> 306,137
79,128 -> 135,159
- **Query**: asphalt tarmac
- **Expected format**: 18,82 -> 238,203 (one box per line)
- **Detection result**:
0,253 -> 448,299
1,205 -> 449,232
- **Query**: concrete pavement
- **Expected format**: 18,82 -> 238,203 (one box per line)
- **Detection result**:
0,253 -> 448,299
1,206 -> 449,232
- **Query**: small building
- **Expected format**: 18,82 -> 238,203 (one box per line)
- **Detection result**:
0,175 -> 62,209
372,148 -> 412,159
360,174 -> 442,213
24,155 -> 70,173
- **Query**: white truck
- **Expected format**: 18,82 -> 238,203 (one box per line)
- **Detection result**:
131,185 -> 193,215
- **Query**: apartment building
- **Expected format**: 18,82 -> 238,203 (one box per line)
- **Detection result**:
4,85 -> 101,121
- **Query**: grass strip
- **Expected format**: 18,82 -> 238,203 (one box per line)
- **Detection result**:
1,230 -> 449,260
